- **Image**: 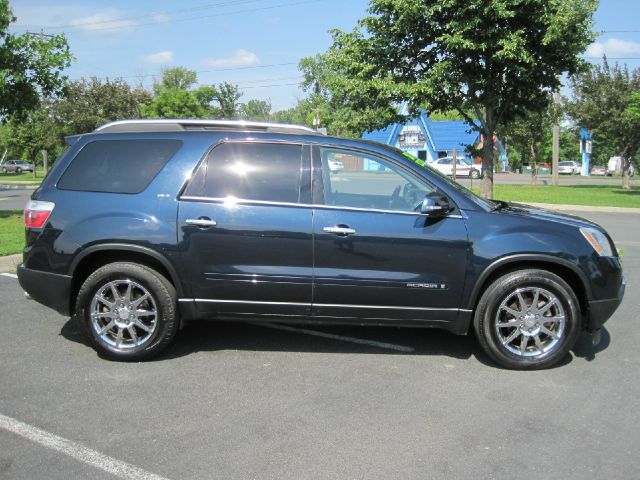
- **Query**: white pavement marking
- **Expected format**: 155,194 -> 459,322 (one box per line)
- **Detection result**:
1,273 -> 18,278
0,413 -> 172,480
256,322 -> 414,353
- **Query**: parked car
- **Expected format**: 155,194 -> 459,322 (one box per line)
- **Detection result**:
327,158 -> 344,173
429,156 -> 482,179
591,165 -> 606,176
607,156 -> 636,176
1,160 -> 34,173
18,119 -> 624,369
557,161 -> 580,175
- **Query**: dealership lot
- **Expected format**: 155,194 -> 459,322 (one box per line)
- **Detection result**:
1,211 -> 639,480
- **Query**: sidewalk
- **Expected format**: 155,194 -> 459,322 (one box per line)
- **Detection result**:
0,254 -> 21,273
0,182 -> 40,190
526,202 -> 640,214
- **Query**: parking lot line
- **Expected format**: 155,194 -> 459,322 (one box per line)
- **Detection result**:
0,413 -> 171,480
1,273 -> 18,278
256,322 -> 415,352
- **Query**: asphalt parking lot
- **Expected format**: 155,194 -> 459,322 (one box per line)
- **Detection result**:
1,211 -> 639,480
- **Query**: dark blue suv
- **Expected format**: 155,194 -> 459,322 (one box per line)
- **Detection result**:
18,120 -> 625,369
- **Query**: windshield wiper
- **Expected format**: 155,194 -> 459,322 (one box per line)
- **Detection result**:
491,200 -> 509,211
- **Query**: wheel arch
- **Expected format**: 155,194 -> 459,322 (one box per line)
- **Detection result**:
468,254 -> 591,316
69,244 -> 183,313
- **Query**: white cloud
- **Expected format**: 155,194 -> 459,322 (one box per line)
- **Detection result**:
150,12 -> 170,23
201,49 -> 260,68
69,9 -> 137,33
144,51 -> 173,64
586,38 -> 640,58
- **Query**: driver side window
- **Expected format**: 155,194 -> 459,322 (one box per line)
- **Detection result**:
320,147 -> 433,212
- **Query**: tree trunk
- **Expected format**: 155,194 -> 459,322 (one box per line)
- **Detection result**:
622,155 -> 631,190
481,133 -> 495,199
530,141 -> 538,186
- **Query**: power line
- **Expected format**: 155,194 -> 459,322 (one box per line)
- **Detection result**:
19,0 -> 272,30
87,62 -> 299,81
18,0 -> 324,34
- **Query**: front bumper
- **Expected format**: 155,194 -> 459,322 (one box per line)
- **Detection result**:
17,264 -> 72,316
587,278 -> 625,332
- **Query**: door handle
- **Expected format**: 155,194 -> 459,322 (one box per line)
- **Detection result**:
186,217 -> 217,228
323,226 -> 356,236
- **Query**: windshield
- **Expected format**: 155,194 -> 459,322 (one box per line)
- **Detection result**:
391,148 -> 494,210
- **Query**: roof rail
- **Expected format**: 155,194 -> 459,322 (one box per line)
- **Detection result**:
94,119 -> 319,135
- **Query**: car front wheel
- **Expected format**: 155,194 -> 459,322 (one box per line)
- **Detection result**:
16,167 -> 22,173
473,269 -> 581,369
469,169 -> 481,179
75,262 -> 179,361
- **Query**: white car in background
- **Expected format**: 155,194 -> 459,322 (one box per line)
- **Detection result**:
328,159 -> 344,173
428,157 -> 481,179
558,161 -> 581,175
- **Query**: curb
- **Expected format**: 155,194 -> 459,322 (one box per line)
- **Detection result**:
0,254 -> 21,273
526,202 -> 640,214
0,183 -> 39,190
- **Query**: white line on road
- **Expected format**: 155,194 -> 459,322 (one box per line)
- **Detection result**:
0,273 -> 18,278
0,413 -> 172,480
256,322 -> 414,352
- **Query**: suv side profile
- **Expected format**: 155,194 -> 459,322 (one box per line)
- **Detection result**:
18,120 -> 625,369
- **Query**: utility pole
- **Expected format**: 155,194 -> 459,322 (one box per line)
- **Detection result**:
552,91 -> 561,186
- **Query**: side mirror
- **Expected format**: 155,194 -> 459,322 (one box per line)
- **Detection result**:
420,191 -> 451,216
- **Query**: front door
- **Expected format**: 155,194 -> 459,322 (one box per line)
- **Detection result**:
178,141 -> 313,317
311,146 -> 470,325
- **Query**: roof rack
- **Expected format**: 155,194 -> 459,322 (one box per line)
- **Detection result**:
94,119 -> 319,135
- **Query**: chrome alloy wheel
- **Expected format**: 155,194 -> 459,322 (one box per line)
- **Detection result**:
494,287 -> 566,357
90,279 -> 157,349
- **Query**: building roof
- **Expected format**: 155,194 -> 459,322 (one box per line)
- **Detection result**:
363,112 -> 479,152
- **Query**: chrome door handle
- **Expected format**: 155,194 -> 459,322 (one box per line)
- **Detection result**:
323,226 -> 356,235
186,218 -> 217,228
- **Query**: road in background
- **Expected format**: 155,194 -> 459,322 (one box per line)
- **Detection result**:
0,188 -> 33,211
0,211 -> 637,479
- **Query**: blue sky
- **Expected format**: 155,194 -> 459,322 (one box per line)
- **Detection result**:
9,0 -> 640,111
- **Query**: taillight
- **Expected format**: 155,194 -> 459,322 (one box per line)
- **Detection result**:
24,200 -> 55,229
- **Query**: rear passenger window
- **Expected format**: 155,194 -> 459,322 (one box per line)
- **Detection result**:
185,142 -> 304,204
57,139 -> 181,194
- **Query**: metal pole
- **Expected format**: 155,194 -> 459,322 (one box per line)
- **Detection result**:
552,91 -> 560,186
42,150 -> 48,176
452,148 -> 457,182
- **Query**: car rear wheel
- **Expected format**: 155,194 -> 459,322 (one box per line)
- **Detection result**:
75,262 -> 179,361
469,169 -> 480,179
473,269 -> 581,369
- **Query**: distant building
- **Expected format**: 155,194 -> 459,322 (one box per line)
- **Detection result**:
362,110 -> 508,170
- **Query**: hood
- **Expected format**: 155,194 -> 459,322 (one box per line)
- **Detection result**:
495,202 -> 601,230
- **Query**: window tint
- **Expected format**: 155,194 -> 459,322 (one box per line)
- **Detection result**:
186,142 -> 304,204
320,147 -> 433,212
58,140 -> 181,194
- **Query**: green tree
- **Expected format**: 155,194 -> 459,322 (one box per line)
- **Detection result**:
53,77 -> 152,134
299,54 -> 398,137
141,88 -> 207,118
214,82 -> 242,119
239,99 -> 271,121
566,59 -> 640,189
325,0 -> 597,198
0,0 -> 72,120
154,66 -> 197,92
501,98 -> 560,184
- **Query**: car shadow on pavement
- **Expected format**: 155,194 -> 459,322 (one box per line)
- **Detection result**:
59,318 -> 610,368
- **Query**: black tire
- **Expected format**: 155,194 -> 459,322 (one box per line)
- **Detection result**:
75,262 -> 178,361
1,167 -> 6,173
16,167 -> 22,173
473,269 -> 581,370
469,169 -> 481,179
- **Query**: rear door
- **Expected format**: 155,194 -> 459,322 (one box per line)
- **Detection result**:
178,141 -> 313,317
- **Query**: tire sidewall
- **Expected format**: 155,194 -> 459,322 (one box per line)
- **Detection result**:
475,271 -> 581,369
76,263 -> 177,361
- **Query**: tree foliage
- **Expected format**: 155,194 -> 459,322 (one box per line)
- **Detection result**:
324,0 -> 597,198
239,99 -> 271,121
566,59 -> 640,189
0,0 -> 72,120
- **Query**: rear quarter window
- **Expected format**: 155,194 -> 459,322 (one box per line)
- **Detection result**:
57,139 -> 182,194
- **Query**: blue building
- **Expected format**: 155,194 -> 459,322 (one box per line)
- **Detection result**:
363,111 -> 507,169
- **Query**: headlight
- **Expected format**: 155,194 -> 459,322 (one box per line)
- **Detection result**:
580,227 -> 614,257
